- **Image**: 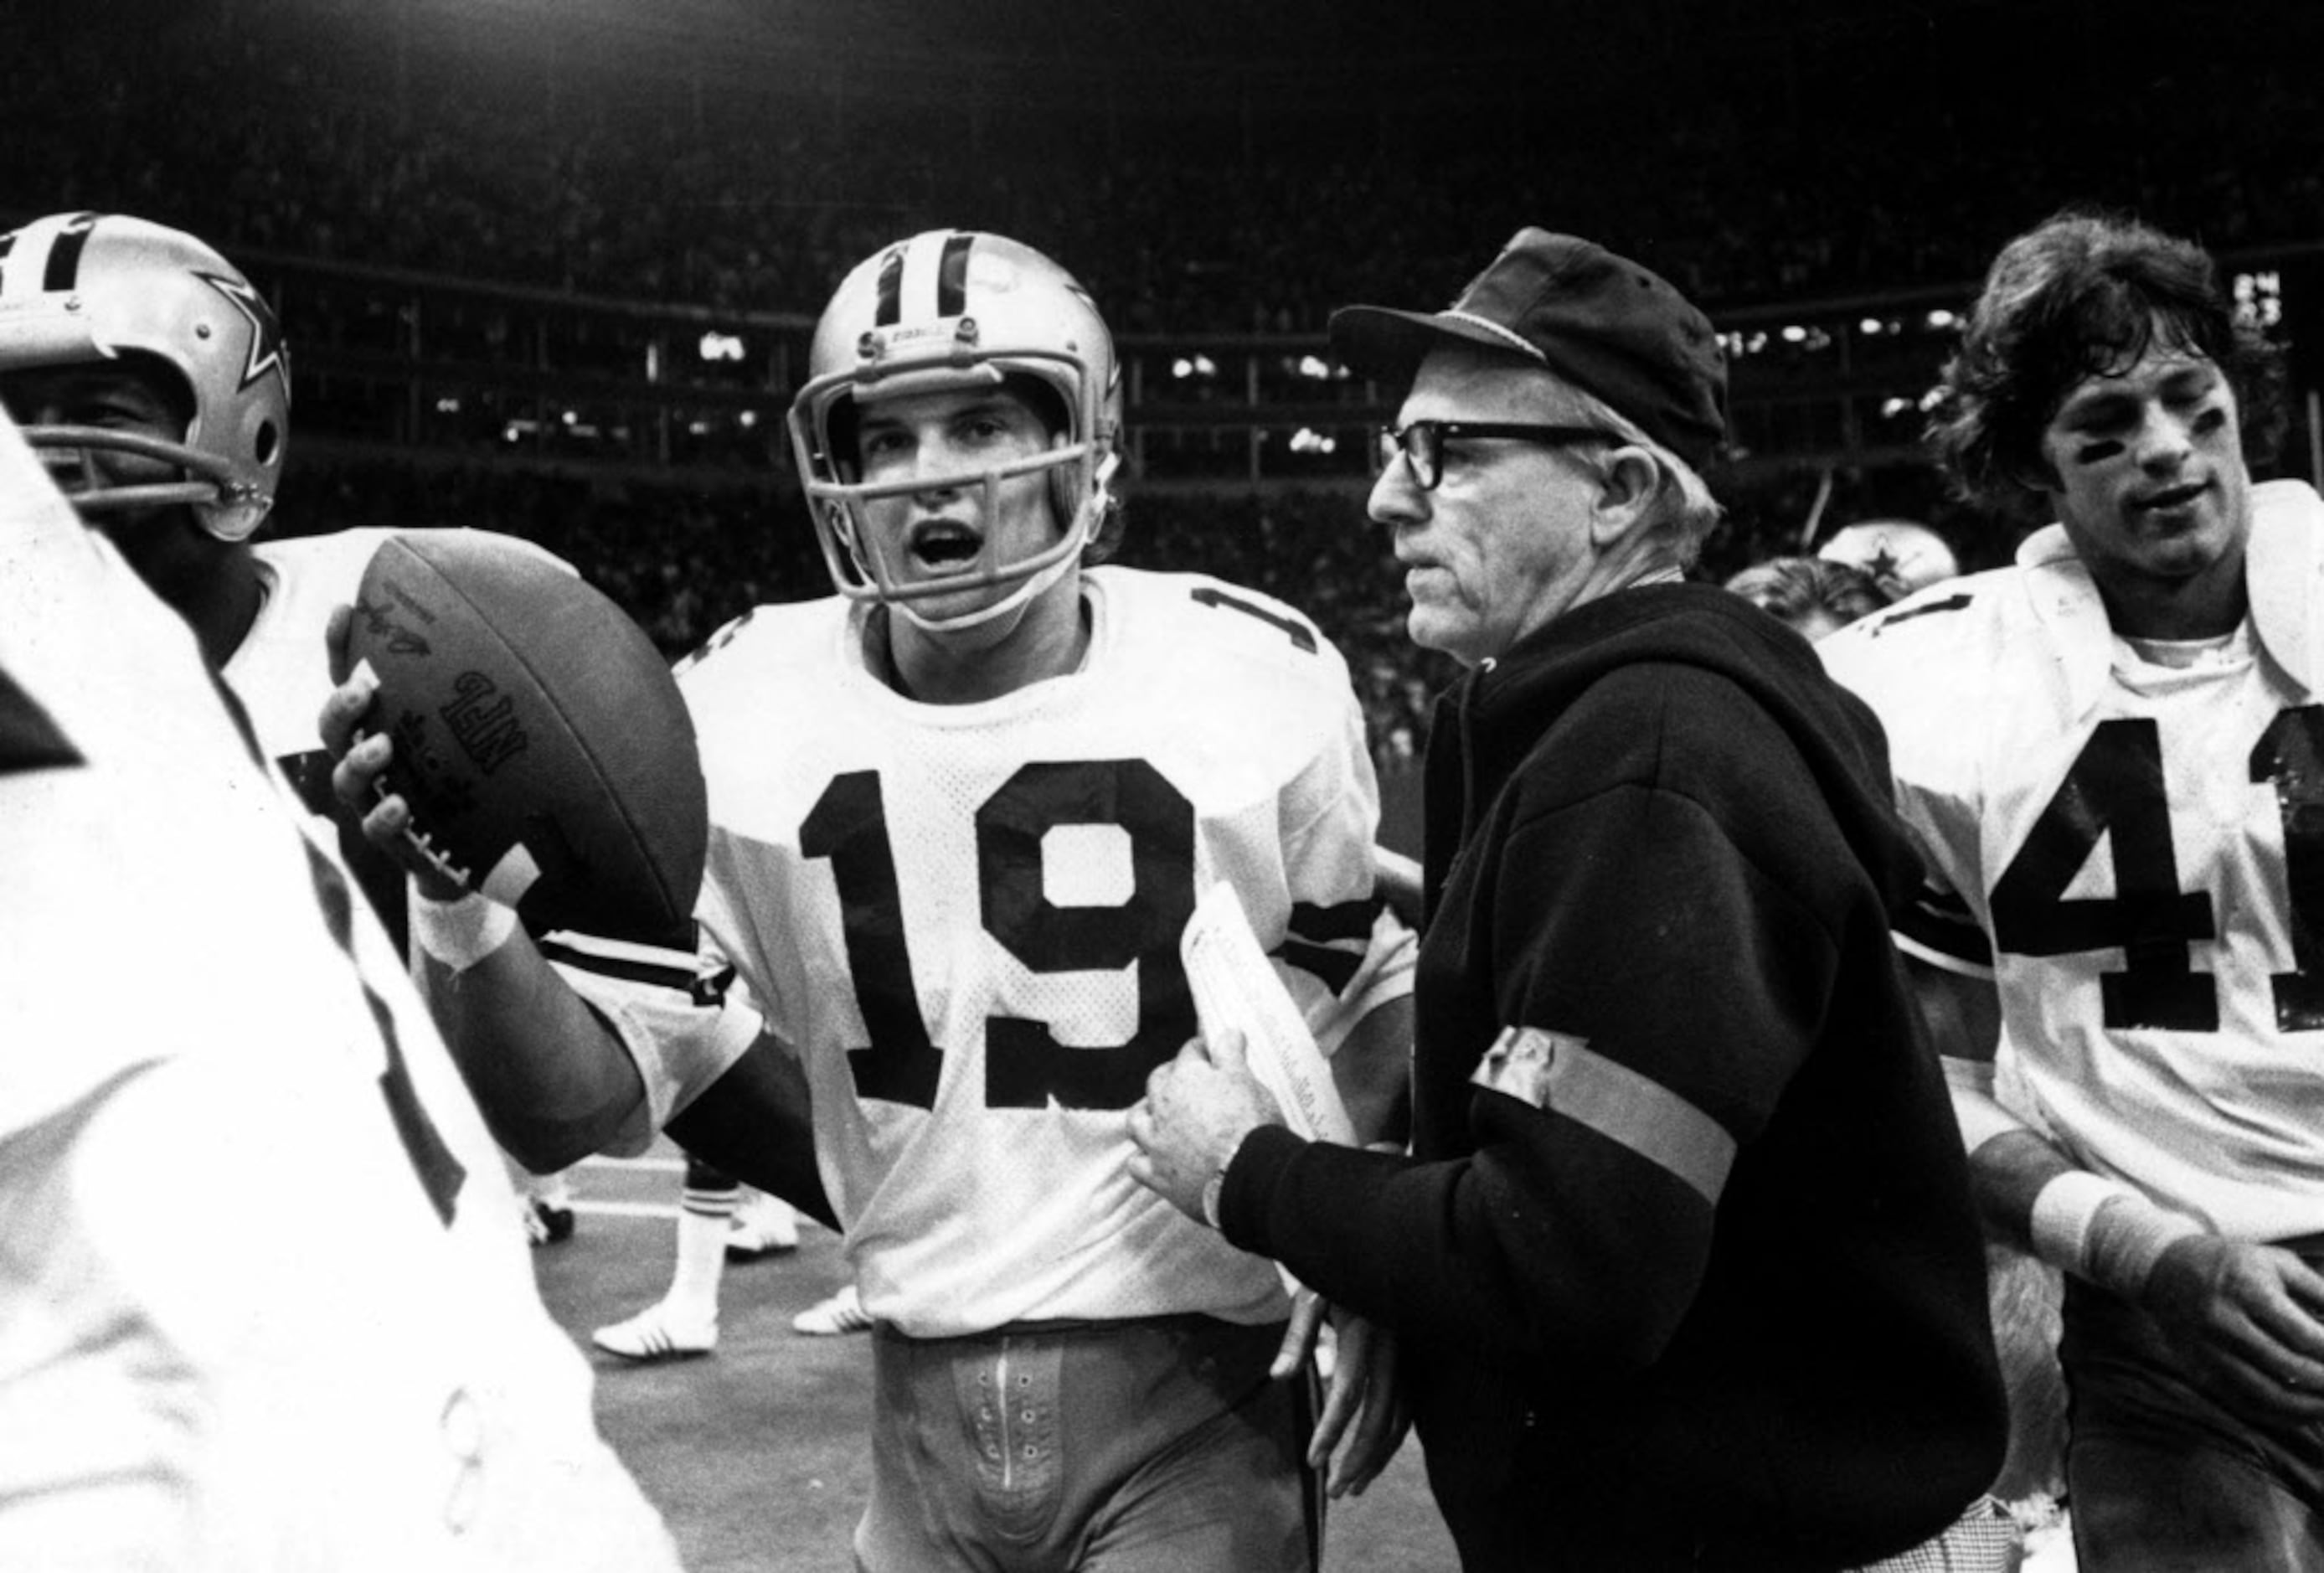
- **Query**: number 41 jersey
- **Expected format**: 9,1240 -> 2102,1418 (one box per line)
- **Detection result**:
1820,479 -> 2324,1241
572,566 -> 1411,1338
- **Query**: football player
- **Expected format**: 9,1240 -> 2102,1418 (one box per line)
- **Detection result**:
1722,554 -> 1895,642
0,409 -> 680,1570
326,230 -> 1418,1571
1822,209 -> 2324,1570
1813,517 -> 1961,600
0,210 -> 615,1251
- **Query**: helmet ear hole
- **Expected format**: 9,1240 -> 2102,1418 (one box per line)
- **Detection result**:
822,396 -> 860,481
114,350 -> 196,439
997,373 -> 1069,442
254,420 -> 280,467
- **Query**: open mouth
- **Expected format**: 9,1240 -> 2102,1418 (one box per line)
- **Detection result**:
907,519 -> 985,573
2134,480 -> 2208,513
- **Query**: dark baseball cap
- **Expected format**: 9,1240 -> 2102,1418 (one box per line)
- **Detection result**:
1331,229 -> 1729,471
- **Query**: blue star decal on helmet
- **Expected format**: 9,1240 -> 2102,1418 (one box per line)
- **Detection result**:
197,270 -> 289,398
1867,544 -> 1900,582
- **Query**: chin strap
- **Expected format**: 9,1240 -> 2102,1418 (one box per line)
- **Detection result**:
888,542 -> 1080,636
887,475 -> 1111,637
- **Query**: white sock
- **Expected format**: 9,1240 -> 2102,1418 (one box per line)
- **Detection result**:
666,1183 -> 738,1322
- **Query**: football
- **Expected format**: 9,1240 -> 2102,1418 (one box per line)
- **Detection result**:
346,530 -> 707,945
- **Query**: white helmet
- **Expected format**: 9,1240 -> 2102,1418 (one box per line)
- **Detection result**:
0,212 -> 290,543
1816,519 -> 1960,596
786,230 -> 1121,629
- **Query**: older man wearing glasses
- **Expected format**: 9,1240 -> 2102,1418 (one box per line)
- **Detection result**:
1131,230 -> 2008,1570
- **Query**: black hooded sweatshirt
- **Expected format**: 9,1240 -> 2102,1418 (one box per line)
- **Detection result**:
1223,585 -> 2005,1570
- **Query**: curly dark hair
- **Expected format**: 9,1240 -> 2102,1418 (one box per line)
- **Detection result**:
1926,209 -> 2287,516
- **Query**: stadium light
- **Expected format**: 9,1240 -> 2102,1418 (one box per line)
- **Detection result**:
2234,271 -> 2284,331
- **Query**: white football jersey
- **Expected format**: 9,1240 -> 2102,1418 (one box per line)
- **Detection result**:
1821,479 -> 2324,1240
561,567 -> 1413,1337
0,421 -> 677,1572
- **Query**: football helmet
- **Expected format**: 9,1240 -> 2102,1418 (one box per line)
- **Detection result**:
0,212 -> 290,542
1816,519 -> 1961,596
786,230 -> 1121,629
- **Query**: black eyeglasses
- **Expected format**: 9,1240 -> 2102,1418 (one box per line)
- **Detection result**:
1376,420 -> 1615,491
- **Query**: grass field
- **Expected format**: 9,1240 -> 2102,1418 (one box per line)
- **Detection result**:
531,1147 -> 1461,1572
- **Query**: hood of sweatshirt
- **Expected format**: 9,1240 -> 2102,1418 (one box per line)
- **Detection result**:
1428,582 -> 1923,915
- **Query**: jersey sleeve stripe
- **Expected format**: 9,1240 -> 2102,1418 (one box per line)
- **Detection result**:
536,932 -> 731,1006
0,665 -> 83,774
1472,1026 -> 1736,1205
1286,895 -> 1384,944
1272,938 -> 1362,995
1894,887 -> 1994,972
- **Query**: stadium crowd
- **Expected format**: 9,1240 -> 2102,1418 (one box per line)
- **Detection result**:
12,5 -> 2324,328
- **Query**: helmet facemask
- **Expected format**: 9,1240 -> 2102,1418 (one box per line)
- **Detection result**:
786,233 -> 1122,633
0,214 -> 290,544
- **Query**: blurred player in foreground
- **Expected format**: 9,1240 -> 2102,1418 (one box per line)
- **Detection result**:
1822,209 -> 2324,1570
0,209 -> 584,1251
0,411 -> 678,1570
327,230 -> 1416,1570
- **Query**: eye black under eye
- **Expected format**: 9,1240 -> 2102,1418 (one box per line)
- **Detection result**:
2074,440 -> 2124,464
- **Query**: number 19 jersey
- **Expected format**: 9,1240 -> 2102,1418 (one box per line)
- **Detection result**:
1820,479 -> 2324,1241
569,566 -> 1412,1338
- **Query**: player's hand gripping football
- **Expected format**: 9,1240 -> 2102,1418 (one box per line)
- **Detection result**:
2141,1233 -> 2324,1428
317,602 -> 466,903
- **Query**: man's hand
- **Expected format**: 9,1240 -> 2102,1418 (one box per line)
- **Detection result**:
318,603 -> 462,901
1130,1031 -> 1410,1491
2143,1234 -> 2324,1428
1307,1307 -> 1409,1498
1126,1027 -> 1285,1224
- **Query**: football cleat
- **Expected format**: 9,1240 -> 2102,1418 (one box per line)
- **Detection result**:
725,1190 -> 800,1261
791,1284 -> 872,1337
592,1302 -> 716,1362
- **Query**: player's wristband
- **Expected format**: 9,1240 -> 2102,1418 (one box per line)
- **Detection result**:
2029,1171 -> 2202,1297
2084,1190 -> 2204,1298
410,890 -> 518,972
